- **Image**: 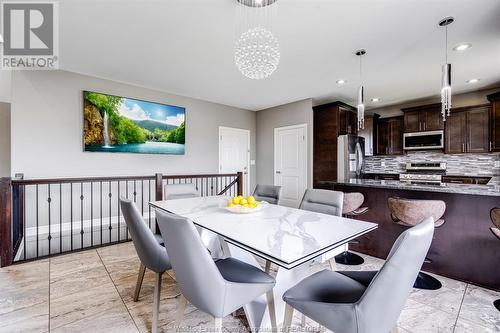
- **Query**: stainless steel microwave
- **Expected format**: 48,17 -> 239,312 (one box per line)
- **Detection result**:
403,130 -> 444,150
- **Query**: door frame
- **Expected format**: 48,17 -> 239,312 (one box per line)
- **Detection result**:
273,124 -> 308,204
218,126 -> 251,196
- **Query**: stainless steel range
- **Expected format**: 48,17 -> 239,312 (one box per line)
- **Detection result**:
399,162 -> 446,184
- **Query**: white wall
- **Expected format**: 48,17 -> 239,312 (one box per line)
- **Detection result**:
0,70 -> 12,103
256,99 -> 313,188
0,102 -> 10,177
11,71 -> 257,189
369,87 -> 500,118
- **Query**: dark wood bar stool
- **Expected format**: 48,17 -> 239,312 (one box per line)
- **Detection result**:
388,197 -> 446,290
490,207 -> 500,312
334,192 -> 369,265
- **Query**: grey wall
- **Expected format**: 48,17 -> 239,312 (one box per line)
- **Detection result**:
368,87 -> 500,118
0,102 -> 11,177
256,99 -> 313,187
11,71 -> 257,189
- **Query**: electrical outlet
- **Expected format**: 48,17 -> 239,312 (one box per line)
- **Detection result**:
495,160 -> 500,168
381,161 -> 386,167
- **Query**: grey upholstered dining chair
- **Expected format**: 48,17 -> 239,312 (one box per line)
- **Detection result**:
299,188 -> 344,271
120,198 -> 172,333
282,217 -> 435,333
299,189 -> 344,217
164,183 -> 200,200
155,209 -> 277,331
252,184 -> 282,204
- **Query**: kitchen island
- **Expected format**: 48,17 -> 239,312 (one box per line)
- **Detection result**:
321,178 -> 500,291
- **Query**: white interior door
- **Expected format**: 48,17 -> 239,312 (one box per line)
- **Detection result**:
274,124 -> 307,208
219,127 -> 250,196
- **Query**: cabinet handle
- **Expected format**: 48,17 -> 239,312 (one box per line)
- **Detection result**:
419,122 -> 421,131
490,141 -> 493,151
467,143 -> 470,152
462,143 -> 465,153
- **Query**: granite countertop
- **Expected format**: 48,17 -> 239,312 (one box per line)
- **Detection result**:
325,177 -> 500,197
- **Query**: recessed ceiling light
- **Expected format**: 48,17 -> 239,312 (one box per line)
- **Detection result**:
336,79 -> 346,85
466,78 -> 480,84
453,43 -> 472,51
371,98 -> 380,102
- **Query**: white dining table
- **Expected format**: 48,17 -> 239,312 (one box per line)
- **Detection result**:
150,196 -> 377,332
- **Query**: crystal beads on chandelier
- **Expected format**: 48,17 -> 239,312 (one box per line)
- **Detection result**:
235,27 -> 280,80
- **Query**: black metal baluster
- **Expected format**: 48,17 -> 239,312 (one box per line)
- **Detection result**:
148,179 -> 151,229
141,180 -> 144,216
108,181 -> 112,243
70,183 -> 73,251
211,177 -> 214,196
59,184 -> 62,254
90,182 -> 93,247
80,183 -> 84,249
100,182 -> 103,246
125,181 -> 129,237
117,181 -> 120,242
36,184 -> 39,258
47,184 -> 51,257
133,180 -> 137,202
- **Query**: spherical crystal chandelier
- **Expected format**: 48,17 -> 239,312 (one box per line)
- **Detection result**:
235,27 -> 280,80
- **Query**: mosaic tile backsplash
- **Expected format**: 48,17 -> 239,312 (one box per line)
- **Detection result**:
364,151 -> 500,176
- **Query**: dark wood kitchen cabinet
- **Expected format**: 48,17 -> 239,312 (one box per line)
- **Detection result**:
376,116 -> 403,155
445,105 -> 491,154
487,91 -> 500,152
402,104 -> 444,132
313,101 -> 357,186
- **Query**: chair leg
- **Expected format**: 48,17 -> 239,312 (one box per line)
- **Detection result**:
283,303 -> 294,332
175,294 -> 188,328
214,317 -> 222,332
266,290 -> 277,332
133,263 -> 146,302
152,272 -> 162,333
265,260 -> 272,274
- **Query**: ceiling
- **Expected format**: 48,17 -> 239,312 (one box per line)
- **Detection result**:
59,0 -> 500,111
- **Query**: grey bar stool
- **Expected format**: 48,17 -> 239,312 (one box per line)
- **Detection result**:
335,192 -> 368,266
282,217 -> 435,333
490,207 -> 500,311
120,198 -> 172,333
388,197 -> 446,290
164,183 -> 200,200
253,184 -> 282,204
155,209 -> 277,332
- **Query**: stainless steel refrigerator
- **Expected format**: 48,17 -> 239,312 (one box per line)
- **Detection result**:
337,134 -> 365,181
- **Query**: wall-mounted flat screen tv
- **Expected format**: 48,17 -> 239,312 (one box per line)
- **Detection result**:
83,91 -> 185,155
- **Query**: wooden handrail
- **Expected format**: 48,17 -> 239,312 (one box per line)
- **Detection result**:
162,173 -> 239,179
12,175 -> 155,185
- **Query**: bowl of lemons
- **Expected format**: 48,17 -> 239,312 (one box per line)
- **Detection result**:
225,195 -> 265,214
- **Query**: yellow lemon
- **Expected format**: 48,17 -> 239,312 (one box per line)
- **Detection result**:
240,198 -> 248,205
237,195 -> 243,199
249,203 -> 257,209
247,196 -> 256,204
227,202 -> 235,207
232,197 -> 240,205
242,203 -> 249,208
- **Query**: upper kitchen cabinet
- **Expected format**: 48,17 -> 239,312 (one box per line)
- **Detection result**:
487,91 -> 500,152
402,103 -> 444,132
376,116 -> 404,155
445,105 -> 491,154
313,101 -> 357,186
338,104 -> 358,135
358,114 -> 379,156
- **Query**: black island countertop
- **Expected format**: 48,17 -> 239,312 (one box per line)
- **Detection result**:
321,177 -> 500,197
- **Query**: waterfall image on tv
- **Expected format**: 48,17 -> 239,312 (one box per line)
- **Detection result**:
83,91 -> 185,155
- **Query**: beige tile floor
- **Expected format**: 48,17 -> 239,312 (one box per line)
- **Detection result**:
0,242 -> 498,333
